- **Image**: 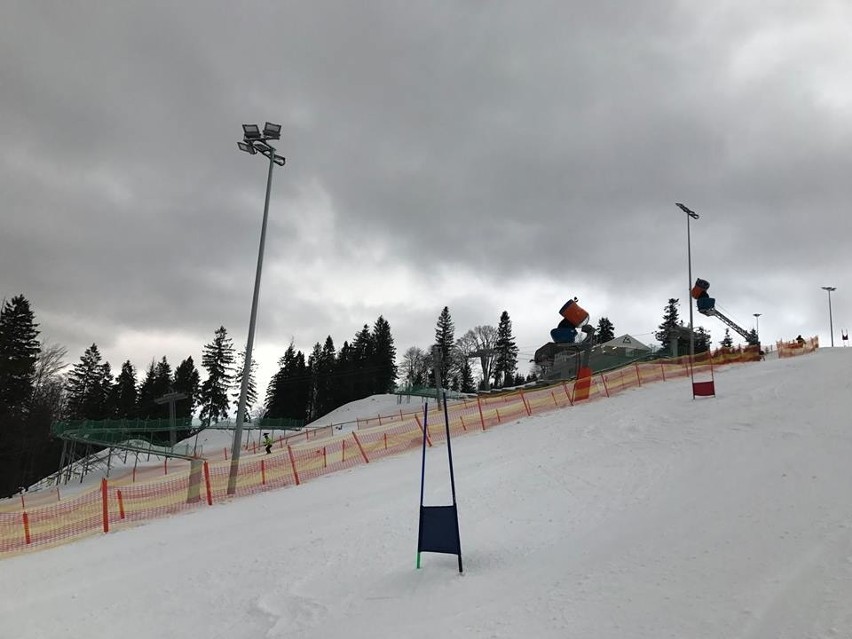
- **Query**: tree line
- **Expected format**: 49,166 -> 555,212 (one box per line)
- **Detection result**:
0,294 -> 401,496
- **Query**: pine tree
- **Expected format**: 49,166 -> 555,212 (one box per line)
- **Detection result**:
370,316 -> 397,394
351,324 -> 374,400
0,295 -> 41,497
655,298 -> 681,352
199,326 -> 234,427
64,344 -> 112,420
0,295 -> 40,415
595,317 -> 615,344
305,342 -> 323,421
459,359 -> 476,393
721,329 -> 733,348
265,342 -> 310,422
151,357 -> 173,418
173,357 -> 201,419
136,361 -> 158,418
333,341 -> 357,407
493,311 -> 519,388
432,307 -> 455,388
314,337 -> 337,417
112,360 -> 138,418
231,349 -> 258,418
694,326 -> 711,353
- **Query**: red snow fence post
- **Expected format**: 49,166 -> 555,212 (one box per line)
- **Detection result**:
22,512 -> 31,545
352,432 -> 369,464
117,490 -> 125,520
101,478 -> 109,534
477,396 -> 486,431
287,446 -> 301,486
203,461 -> 213,506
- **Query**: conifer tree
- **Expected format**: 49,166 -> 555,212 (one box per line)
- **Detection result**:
173,356 -> 201,419
64,344 -> 112,420
0,295 -> 41,497
112,360 -> 138,419
265,342 -> 310,422
199,326 -> 234,427
231,349 -> 258,418
333,341 -> 356,407
595,317 -> 616,344
432,307 -> 455,387
493,311 -> 519,388
351,324 -> 374,400
305,342 -> 323,421
136,361 -> 158,418
0,295 -> 40,415
370,315 -> 398,394
655,298 -> 681,351
151,357 -> 173,418
459,359 -> 476,393
694,326 -> 711,353
721,329 -> 733,348
312,337 -> 337,418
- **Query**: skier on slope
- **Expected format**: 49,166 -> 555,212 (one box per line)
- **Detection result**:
263,433 -> 274,455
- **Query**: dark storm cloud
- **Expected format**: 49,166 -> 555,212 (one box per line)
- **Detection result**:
2,1 -> 850,379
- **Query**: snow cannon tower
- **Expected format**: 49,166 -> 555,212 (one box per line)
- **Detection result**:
691,278 -> 715,314
692,278 -> 759,347
534,297 -> 596,392
550,298 -> 590,343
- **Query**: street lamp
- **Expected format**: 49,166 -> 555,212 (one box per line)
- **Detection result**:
227,122 -> 286,495
753,313 -> 762,341
821,286 -> 836,347
676,203 -> 699,363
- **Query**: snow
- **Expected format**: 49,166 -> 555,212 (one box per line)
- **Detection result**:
3,349 -> 852,638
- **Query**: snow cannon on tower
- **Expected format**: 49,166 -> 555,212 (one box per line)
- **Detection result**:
691,278 -> 759,346
534,296 -> 596,380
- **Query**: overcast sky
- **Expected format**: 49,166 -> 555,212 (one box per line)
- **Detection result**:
2,1 -> 851,393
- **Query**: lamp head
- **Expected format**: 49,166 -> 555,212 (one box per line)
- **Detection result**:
675,202 -> 700,219
242,123 -> 261,140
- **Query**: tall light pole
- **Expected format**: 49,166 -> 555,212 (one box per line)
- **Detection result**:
676,203 -> 700,363
821,286 -> 836,347
228,122 -> 286,495
753,313 -> 762,341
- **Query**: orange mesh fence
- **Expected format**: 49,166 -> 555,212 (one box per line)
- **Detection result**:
777,336 -> 819,358
1,348 -> 791,558
1,485 -> 104,554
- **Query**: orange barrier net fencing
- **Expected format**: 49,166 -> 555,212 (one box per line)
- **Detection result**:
777,336 -> 819,358
0,347 -> 785,558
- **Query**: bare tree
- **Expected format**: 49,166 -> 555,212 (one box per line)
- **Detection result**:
455,325 -> 498,389
400,346 -> 429,387
32,341 -> 68,412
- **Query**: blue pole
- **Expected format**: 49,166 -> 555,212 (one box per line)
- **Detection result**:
416,403 -> 428,568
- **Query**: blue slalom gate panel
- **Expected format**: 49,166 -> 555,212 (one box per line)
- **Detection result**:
418,505 -> 461,556
417,397 -> 464,573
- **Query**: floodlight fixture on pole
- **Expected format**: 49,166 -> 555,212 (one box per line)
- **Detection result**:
228,122 -> 286,496
753,313 -> 762,340
821,286 -> 836,347
237,141 -> 256,155
676,202 -> 699,365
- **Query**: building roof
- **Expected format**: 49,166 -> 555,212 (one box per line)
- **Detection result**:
599,334 -> 651,351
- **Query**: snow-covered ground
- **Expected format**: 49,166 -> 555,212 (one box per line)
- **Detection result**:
3,349 -> 852,638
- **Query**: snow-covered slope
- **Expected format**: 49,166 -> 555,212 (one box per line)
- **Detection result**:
2,350 -> 851,639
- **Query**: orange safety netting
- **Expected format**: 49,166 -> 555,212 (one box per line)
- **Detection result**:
0,347 -> 779,558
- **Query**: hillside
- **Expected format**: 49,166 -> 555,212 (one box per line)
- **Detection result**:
2,349 -> 851,638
